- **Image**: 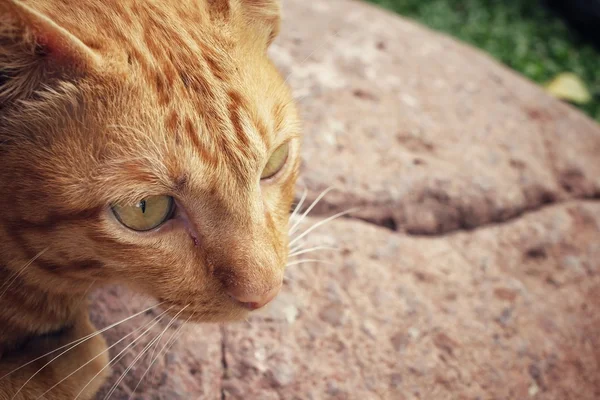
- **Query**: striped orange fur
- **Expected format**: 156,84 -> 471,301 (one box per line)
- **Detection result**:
0,0 -> 300,398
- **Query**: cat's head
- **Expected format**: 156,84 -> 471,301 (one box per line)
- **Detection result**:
0,0 -> 299,322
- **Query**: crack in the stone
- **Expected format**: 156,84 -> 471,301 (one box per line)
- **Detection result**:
413,195 -> 600,236
220,325 -> 227,400
303,194 -> 600,237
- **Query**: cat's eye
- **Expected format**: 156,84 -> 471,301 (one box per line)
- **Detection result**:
261,142 -> 290,180
111,195 -> 174,232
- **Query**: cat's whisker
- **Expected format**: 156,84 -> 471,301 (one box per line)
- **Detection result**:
292,94 -> 309,103
35,307 -> 172,399
288,246 -> 337,258
0,302 -> 164,383
288,186 -> 336,236
0,247 -> 49,301
286,259 -> 337,267
151,313 -> 195,381
289,188 -> 308,225
77,280 -> 96,306
73,306 -> 173,400
103,305 -> 190,400
149,312 -> 194,382
288,244 -> 303,255
289,207 -> 358,248
245,316 -> 261,328
283,271 -> 294,283
128,312 -> 194,400
144,307 -> 185,377
283,29 -> 340,85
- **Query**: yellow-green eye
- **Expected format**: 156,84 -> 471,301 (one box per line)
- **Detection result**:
261,142 -> 289,179
112,195 -> 174,232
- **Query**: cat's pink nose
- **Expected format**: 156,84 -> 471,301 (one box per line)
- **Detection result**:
228,284 -> 281,310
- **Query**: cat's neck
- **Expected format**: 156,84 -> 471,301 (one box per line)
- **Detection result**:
0,266 -> 86,355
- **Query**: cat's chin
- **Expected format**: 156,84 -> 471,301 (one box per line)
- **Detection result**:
157,300 -> 252,324
184,309 -> 251,324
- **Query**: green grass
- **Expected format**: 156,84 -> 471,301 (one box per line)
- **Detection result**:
365,0 -> 600,121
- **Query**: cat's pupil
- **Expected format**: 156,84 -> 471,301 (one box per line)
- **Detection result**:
138,200 -> 146,213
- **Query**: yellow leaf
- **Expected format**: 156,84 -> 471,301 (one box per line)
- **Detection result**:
545,72 -> 592,104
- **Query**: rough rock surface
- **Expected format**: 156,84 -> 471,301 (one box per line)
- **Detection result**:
223,206 -> 600,399
90,0 -> 600,398
275,0 -> 600,234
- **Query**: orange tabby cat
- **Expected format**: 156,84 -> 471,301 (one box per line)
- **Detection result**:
0,0 -> 300,398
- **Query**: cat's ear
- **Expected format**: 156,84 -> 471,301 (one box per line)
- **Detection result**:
239,0 -> 281,46
0,0 -> 101,105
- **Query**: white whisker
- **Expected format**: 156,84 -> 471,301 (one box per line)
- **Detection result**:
103,305 -> 190,400
288,246 -> 337,258
73,306 -> 173,400
0,247 -> 49,301
288,244 -> 303,255
286,259 -> 337,267
289,188 -> 308,224
2,302 -> 164,384
283,29 -> 340,85
150,316 -> 192,380
128,313 -> 194,400
289,186 -> 335,236
77,280 -> 97,305
36,307 -> 172,399
144,308 -> 183,378
289,207 -> 358,248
